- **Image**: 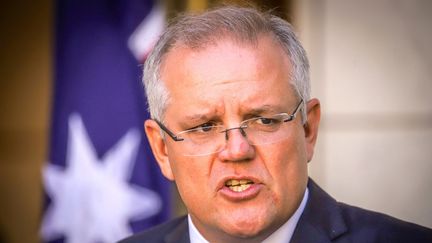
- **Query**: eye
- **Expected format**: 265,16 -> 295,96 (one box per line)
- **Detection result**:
255,117 -> 281,125
191,122 -> 217,132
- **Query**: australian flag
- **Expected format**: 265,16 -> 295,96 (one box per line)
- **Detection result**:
41,1 -> 169,243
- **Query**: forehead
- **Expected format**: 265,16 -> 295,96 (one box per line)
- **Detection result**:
160,35 -> 296,117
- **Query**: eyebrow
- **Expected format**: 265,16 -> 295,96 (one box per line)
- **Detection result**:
184,114 -> 209,121
183,105 -> 283,121
244,105 -> 281,115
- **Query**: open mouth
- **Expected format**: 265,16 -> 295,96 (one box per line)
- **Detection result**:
225,179 -> 254,192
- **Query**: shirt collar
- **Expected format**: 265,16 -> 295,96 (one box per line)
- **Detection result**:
188,215 -> 210,243
188,188 -> 309,243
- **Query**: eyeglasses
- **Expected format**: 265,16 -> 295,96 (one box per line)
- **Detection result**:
155,99 -> 303,156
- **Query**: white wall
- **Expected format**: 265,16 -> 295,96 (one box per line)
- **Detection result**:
295,0 -> 432,228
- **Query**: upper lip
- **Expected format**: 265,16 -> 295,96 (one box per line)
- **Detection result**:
216,175 -> 261,190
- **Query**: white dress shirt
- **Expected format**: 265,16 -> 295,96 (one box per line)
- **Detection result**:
188,188 -> 309,243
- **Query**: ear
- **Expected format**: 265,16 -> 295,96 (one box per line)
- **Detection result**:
144,119 -> 175,181
303,98 -> 321,162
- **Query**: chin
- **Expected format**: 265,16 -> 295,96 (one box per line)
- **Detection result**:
219,212 -> 271,239
218,222 -> 273,243
225,223 -> 262,237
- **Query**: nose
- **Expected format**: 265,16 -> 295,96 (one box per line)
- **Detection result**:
218,128 -> 255,162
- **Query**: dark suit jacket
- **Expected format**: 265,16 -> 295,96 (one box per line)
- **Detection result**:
119,179 -> 432,243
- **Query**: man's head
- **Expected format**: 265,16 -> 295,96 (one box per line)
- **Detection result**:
143,6 -> 321,242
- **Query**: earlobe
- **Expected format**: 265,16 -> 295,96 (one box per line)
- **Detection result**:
144,120 -> 175,181
304,98 -> 321,162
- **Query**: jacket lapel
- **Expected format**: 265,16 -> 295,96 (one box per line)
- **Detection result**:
291,179 -> 348,243
164,216 -> 190,243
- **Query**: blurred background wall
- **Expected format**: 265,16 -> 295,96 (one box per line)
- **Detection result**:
295,0 -> 432,229
0,0 -> 430,242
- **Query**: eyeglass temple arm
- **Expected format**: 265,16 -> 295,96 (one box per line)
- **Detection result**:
284,99 -> 304,122
154,120 -> 184,142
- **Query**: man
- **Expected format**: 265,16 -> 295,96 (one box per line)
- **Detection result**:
120,6 -> 432,243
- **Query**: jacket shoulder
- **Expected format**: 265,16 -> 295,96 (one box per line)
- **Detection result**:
118,216 -> 188,243
296,179 -> 432,243
338,202 -> 432,242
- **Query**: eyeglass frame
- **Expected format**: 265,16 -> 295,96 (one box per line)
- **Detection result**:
154,99 -> 304,143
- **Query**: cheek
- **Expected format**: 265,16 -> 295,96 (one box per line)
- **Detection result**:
167,154 -> 213,208
264,131 -> 309,201
267,130 -> 308,175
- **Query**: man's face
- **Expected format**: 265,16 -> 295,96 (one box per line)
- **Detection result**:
145,35 -> 320,242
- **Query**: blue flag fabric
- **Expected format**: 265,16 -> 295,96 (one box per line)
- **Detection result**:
41,1 -> 170,242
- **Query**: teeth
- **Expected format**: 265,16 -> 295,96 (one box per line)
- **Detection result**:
227,179 -> 239,186
225,179 -> 253,192
240,179 -> 249,184
229,184 -> 251,192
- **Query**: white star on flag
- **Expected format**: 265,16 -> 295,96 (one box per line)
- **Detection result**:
41,113 -> 161,243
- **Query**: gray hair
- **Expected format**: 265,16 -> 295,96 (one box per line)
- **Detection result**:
143,6 -> 310,123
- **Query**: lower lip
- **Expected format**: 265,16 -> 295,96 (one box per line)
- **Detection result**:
219,184 -> 262,201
